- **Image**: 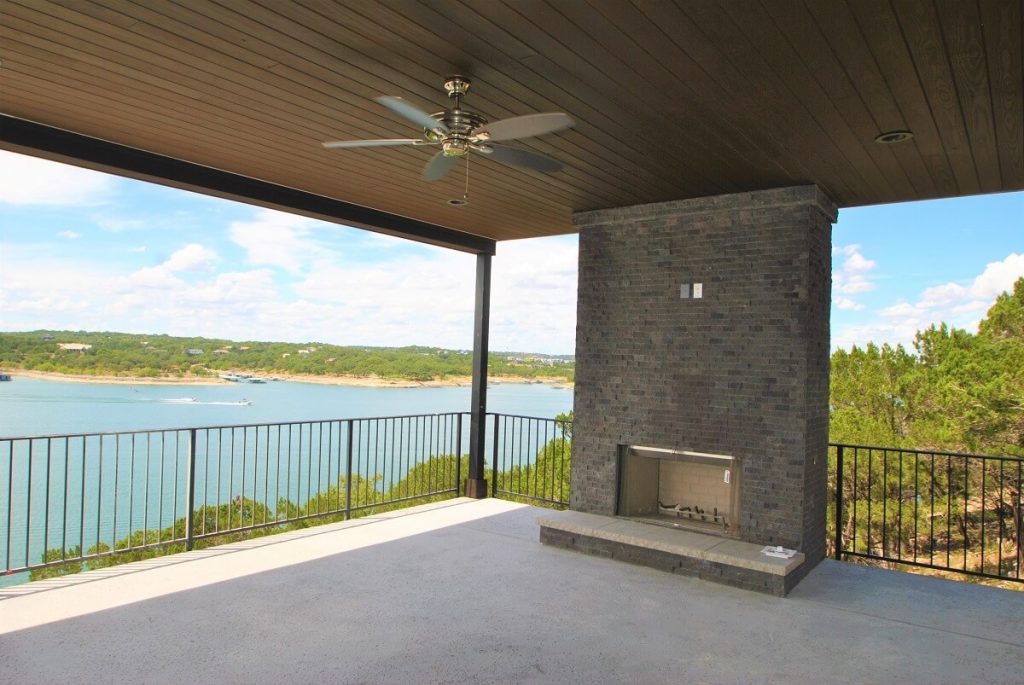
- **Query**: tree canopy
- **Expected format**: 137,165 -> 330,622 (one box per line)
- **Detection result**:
830,277 -> 1024,458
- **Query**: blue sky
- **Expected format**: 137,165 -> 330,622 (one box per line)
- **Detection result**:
1,150 -> 1020,355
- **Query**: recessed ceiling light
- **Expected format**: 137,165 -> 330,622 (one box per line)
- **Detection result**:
447,198 -> 468,207
875,130 -> 914,144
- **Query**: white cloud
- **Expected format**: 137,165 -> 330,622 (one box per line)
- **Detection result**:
229,209 -> 330,273
834,252 -> 1024,351
163,243 -> 220,273
918,253 -> 1024,309
833,243 -> 877,297
1,226 -> 580,354
58,230 -> 81,240
0,151 -> 114,205
95,217 -> 145,233
833,297 -> 864,311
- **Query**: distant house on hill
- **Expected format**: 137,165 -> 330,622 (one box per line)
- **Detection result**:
58,343 -> 92,351
213,349 -> 230,355
186,349 -> 204,356
297,349 -> 311,356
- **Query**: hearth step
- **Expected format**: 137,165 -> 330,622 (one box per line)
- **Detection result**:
538,510 -> 807,596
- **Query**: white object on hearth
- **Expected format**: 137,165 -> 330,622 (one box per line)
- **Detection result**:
761,546 -> 797,559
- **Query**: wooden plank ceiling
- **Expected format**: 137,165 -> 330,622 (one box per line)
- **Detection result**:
1,0 -> 1021,243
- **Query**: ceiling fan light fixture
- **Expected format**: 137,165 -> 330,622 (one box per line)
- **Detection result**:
875,130 -> 914,144
442,139 -> 469,157
323,76 -> 574,182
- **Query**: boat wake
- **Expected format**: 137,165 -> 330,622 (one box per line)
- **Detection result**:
160,398 -> 252,406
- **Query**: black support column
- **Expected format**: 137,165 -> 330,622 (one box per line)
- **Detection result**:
465,252 -> 491,498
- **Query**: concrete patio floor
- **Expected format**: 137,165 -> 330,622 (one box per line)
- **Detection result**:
1,498 -> 1021,684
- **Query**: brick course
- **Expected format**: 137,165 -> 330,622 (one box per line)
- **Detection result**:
571,186 -> 836,568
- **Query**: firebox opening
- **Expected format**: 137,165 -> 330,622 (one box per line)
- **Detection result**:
616,445 -> 742,536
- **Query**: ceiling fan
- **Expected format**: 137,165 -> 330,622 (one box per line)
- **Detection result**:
322,76 -> 574,182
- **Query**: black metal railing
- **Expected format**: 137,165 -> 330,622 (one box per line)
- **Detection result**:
1,412 -> 466,577
831,443 -> 1023,583
490,413 -> 571,507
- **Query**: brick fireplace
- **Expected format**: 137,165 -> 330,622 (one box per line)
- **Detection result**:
551,186 -> 835,593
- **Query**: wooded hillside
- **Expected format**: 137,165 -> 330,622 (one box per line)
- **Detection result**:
0,331 -> 574,383
831,276 -> 1024,458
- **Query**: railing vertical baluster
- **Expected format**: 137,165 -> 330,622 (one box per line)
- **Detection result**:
112,437 -> 120,553
185,429 -> 197,551
1017,459 -> 1022,579
25,440 -> 33,569
958,456 -> 966,569
455,414 -> 463,495
929,452 -> 936,564
61,437 -> 69,560
158,432 -> 165,542
897,449 -> 904,561
80,437 -> 87,558
253,425 -> 260,525
835,445 -> 843,560
7,440 -> 14,572
274,426 -> 281,524
427,416 -> 435,498
998,459 -> 1005,577
980,457 -> 986,573
43,439 -> 51,564
129,435 -> 137,550
882,448 -> 888,557
491,414 -> 500,497
345,421 -> 353,520
946,455 -> 953,570
96,437 -> 103,556
264,426 -> 271,524
172,432 -> 180,543
912,450 -> 918,561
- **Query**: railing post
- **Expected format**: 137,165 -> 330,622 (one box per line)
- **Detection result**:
185,429 -> 197,551
834,444 -> 843,561
466,252 -> 491,498
344,421 -> 353,520
455,413 -> 463,495
491,413 -> 500,497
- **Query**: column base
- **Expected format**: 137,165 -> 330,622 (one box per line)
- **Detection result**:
464,478 -> 488,499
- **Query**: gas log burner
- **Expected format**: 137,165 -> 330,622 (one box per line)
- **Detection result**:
616,445 -> 742,536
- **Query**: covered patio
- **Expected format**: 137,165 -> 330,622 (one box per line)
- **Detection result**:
2,498 -> 1021,683
1,1 -> 1023,670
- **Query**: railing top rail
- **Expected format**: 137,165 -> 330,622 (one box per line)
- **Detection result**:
486,412 -> 570,422
830,442 -> 1023,462
0,411 -> 472,442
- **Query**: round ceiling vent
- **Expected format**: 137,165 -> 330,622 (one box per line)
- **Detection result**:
874,130 -> 914,144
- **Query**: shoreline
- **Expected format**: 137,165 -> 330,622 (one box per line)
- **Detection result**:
4,369 -> 574,390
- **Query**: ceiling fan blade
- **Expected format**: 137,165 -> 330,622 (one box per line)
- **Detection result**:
322,138 -> 426,149
475,113 -> 574,142
480,143 -> 563,173
375,96 -> 448,133
422,151 -> 460,181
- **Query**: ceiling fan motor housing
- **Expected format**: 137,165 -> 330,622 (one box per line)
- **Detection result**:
433,76 -> 488,157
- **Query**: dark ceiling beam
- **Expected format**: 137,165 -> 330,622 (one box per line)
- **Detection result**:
0,115 -> 495,255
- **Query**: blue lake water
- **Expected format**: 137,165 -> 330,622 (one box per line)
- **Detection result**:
0,377 -> 572,437
0,377 -> 572,585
